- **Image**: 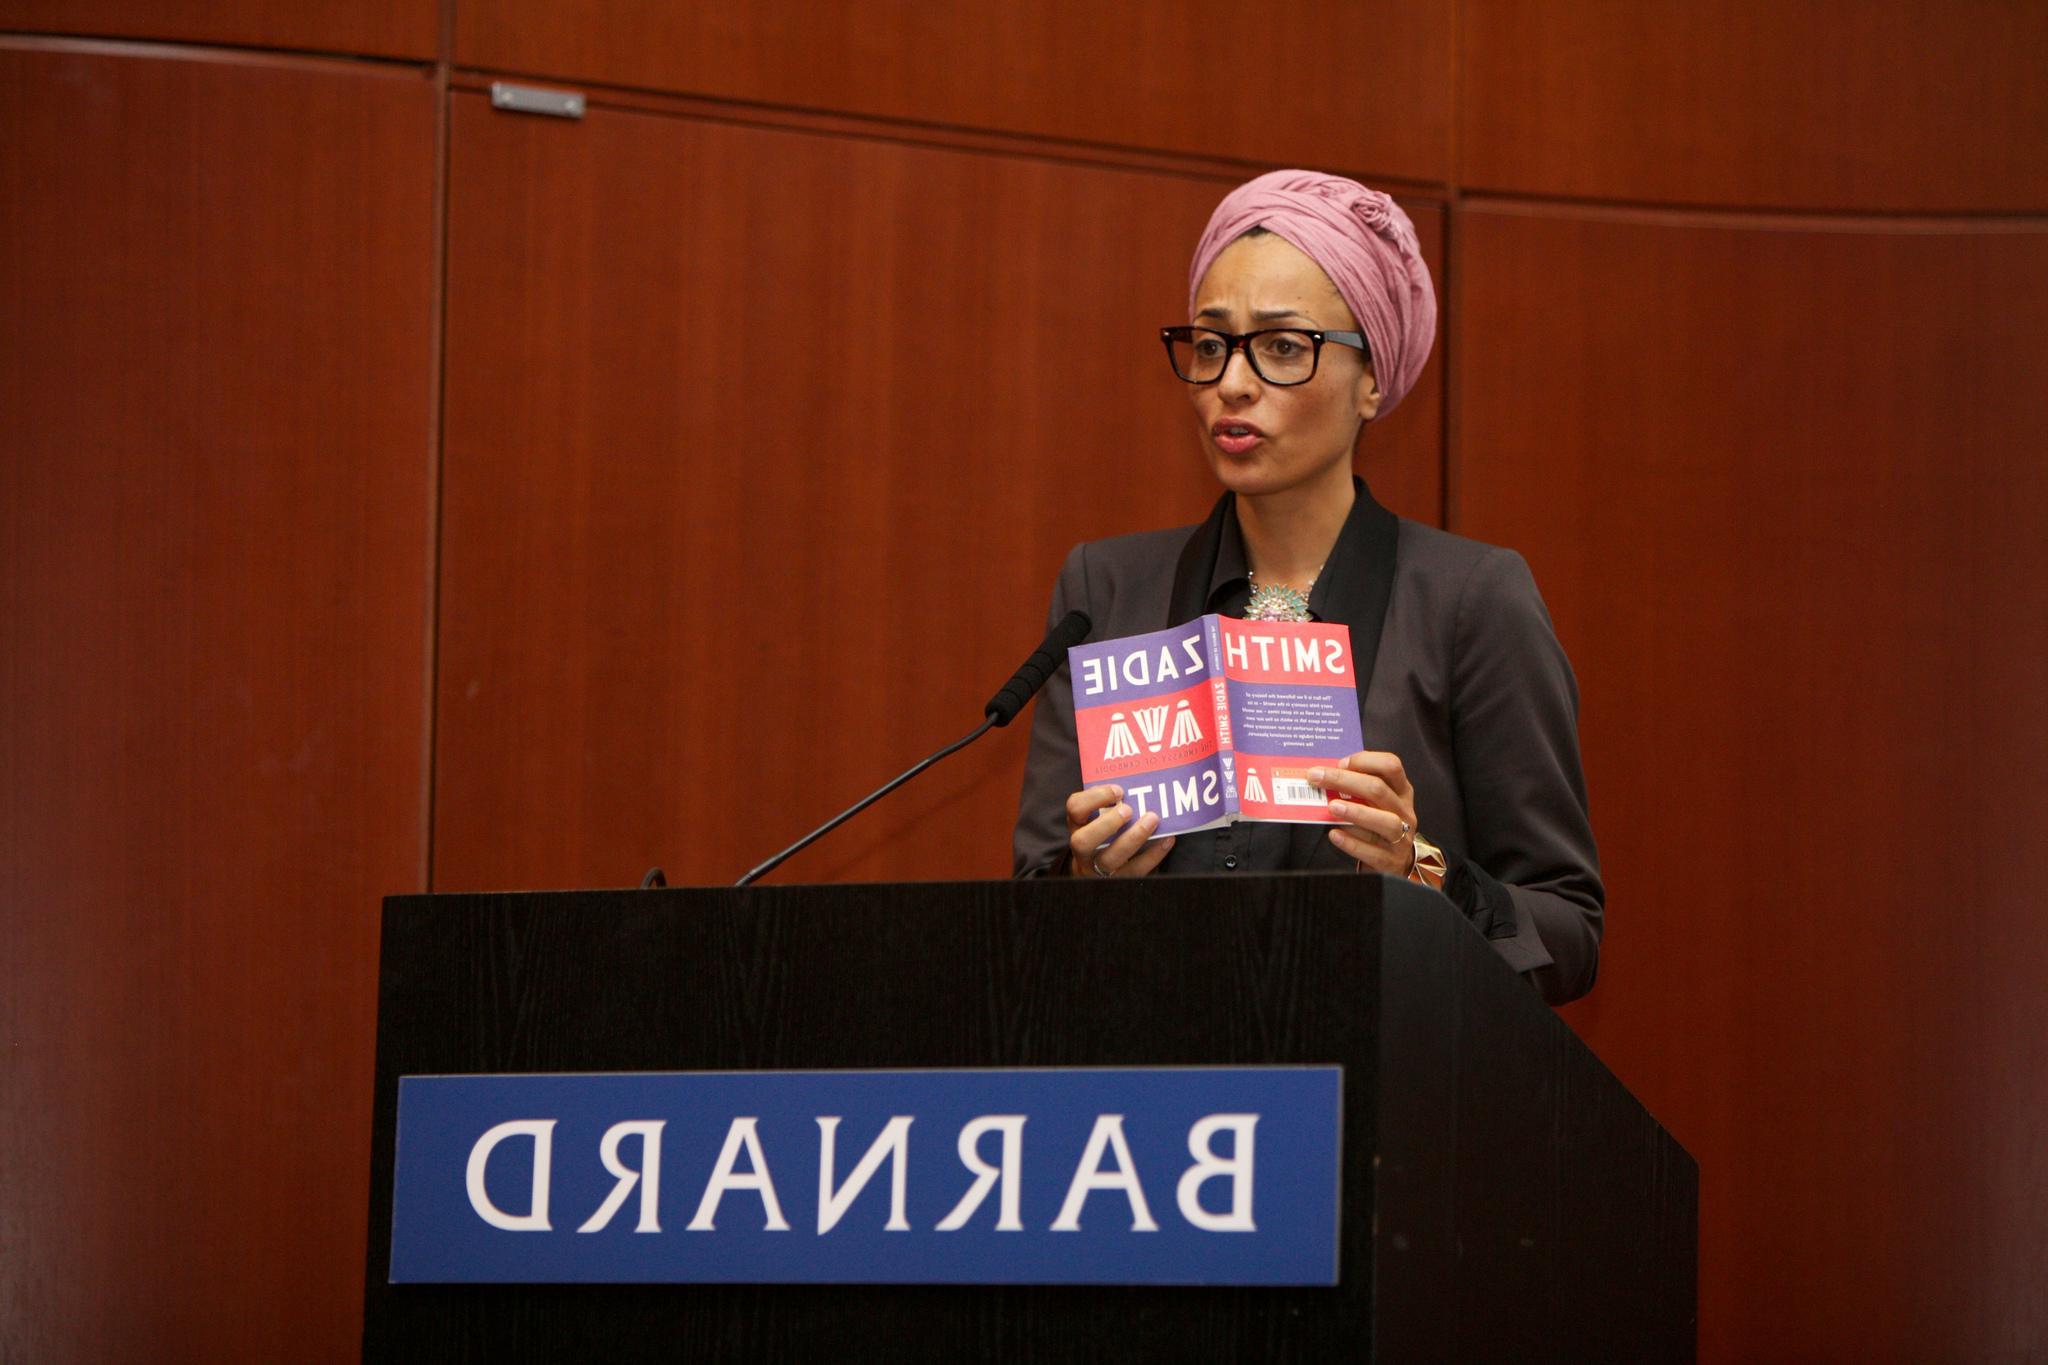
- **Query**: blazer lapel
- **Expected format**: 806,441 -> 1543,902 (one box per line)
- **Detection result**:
1293,478 -> 1401,868
1309,477 -> 1400,711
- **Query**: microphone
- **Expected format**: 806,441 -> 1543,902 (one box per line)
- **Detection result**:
732,610 -> 1092,887
984,610 -> 1093,726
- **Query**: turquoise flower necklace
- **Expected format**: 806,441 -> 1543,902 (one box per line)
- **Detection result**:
1244,568 -> 1318,623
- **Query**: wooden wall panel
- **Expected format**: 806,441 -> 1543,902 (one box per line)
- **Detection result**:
1455,204 -> 2048,1360
0,44 -> 434,1362
1460,0 -> 2048,212
0,0 -> 436,60
431,90 -> 1442,896
455,0 -> 1451,187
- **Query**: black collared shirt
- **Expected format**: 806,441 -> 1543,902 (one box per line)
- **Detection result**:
1153,479 -> 1502,929
1155,478 -> 1399,879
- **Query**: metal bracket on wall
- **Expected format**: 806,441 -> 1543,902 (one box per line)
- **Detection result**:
489,82 -> 586,120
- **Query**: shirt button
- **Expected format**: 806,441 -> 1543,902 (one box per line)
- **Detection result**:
1222,855 -> 1239,870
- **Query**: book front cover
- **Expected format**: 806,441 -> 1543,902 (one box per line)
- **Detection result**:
1069,620 -> 1232,838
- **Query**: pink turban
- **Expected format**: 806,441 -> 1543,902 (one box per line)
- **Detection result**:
1187,170 -> 1437,418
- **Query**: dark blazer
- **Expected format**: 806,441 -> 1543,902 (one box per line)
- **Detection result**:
1012,481 -> 1604,1004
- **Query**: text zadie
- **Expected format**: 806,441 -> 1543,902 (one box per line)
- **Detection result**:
466,1112 -> 1261,1236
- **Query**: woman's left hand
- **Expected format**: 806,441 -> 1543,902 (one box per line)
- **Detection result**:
1308,751 -> 1418,877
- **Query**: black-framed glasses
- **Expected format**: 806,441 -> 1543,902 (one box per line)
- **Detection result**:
1160,325 -> 1370,387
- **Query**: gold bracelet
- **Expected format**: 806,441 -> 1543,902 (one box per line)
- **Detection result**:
1408,833 -> 1447,890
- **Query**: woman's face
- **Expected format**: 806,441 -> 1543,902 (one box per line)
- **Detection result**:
1186,232 -> 1380,502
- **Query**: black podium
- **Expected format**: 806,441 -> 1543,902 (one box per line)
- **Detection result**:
363,873 -> 1695,1361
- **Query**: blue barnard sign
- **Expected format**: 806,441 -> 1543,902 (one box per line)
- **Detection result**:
390,1067 -> 1342,1285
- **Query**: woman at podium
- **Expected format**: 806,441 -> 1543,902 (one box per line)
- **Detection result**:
1011,171 -> 1603,1005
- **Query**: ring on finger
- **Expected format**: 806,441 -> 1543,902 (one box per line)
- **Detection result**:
1090,853 -> 1114,878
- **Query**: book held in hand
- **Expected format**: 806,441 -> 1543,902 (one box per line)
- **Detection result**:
1069,614 -> 1364,839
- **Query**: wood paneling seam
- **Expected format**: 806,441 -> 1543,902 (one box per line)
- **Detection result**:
447,68 -> 1454,197
0,30 -> 433,76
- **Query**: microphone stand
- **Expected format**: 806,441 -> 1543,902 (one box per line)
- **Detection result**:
638,610 -> 1090,891
732,715 -> 997,888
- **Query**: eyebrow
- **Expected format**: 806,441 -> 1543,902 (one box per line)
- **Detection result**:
1194,306 -> 1317,324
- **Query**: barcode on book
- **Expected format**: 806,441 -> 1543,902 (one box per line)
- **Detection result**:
1269,770 -> 1325,807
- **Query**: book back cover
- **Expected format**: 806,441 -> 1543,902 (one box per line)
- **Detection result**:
1216,617 -> 1363,825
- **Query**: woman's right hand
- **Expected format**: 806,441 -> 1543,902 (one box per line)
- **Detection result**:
1066,784 -> 1176,878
